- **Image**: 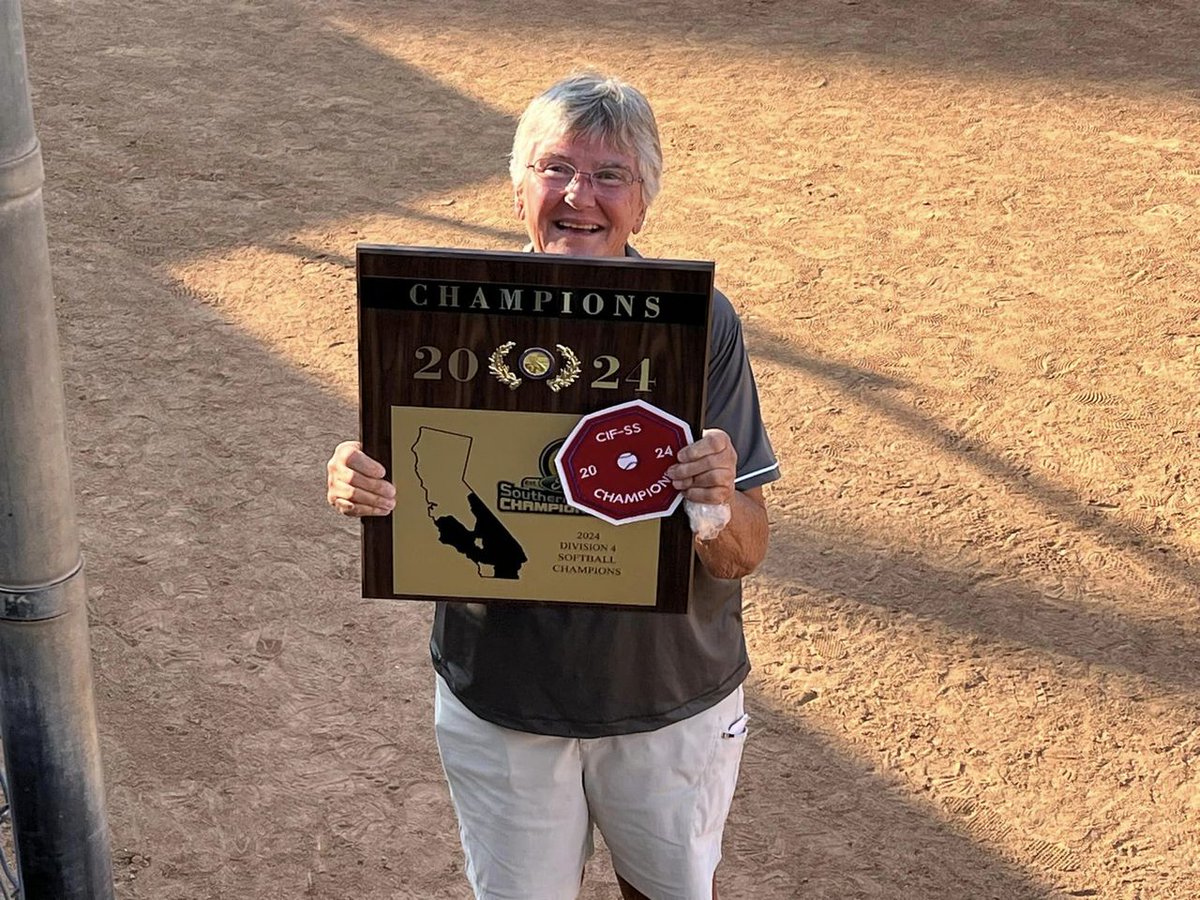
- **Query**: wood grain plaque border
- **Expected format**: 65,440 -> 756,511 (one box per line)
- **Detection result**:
357,245 -> 714,613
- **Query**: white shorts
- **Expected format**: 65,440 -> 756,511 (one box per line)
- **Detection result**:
433,675 -> 748,900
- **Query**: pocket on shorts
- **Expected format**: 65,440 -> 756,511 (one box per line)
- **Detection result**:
693,696 -> 749,838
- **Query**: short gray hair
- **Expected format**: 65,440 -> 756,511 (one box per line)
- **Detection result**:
509,72 -> 663,208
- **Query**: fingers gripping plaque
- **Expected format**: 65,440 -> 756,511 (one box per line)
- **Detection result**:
555,400 -> 694,526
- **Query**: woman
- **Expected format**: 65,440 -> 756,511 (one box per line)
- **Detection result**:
327,72 -> 779,900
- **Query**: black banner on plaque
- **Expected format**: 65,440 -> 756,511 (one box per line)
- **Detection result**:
357,245 -> 714,614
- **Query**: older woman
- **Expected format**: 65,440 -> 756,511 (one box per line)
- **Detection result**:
327,72 -> 779,900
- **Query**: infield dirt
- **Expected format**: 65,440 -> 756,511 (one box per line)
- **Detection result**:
17,0 -> 1200,896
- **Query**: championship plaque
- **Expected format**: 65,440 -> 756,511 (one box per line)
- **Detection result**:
357,245 -> 714,613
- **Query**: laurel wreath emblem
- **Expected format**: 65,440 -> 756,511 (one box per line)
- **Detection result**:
547,344 -> 581,392
488,341 -> 521,390
489,342 -> 581,391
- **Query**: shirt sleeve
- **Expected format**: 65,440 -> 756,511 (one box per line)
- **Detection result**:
704,288 -> 781,491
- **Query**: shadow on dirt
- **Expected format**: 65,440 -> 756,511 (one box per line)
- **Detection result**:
340,0 -> 1200,98
727,695 -> 1060,899
746,333 -> 1200,694
29,0 -> 522,265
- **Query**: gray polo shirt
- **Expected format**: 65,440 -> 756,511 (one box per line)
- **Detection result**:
430,269 -> 779,738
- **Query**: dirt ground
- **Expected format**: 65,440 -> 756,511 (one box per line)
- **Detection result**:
14,0 -> 1200,896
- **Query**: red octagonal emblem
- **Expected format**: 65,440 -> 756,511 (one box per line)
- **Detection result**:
555,399 -> 695,525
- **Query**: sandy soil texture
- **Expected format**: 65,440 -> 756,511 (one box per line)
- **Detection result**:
14,0 -> 1200,896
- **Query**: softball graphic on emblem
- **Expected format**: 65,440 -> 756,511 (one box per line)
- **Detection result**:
617,452 -> 638,470
518,347 -> 555,379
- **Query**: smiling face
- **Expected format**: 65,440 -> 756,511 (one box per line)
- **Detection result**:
515,131 -> 648,258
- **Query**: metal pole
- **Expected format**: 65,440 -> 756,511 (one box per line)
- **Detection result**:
0,0 -> 115,895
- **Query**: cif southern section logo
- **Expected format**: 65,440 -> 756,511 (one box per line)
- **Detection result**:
496,439 -> 585,515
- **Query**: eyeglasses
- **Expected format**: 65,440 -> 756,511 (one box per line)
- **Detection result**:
526,158 -> 643,194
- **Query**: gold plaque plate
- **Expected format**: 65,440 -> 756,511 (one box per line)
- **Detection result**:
391,407 -> 660,606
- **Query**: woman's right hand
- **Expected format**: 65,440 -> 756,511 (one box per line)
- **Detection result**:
326,441 -> 396,517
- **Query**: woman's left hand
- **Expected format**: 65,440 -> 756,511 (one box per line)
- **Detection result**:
666,428 -> 738,505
